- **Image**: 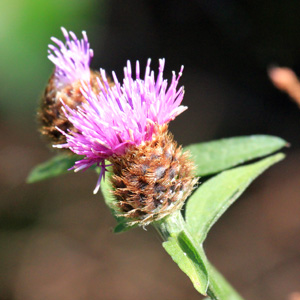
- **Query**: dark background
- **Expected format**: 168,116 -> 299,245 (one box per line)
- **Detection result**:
1,1 -> 300,299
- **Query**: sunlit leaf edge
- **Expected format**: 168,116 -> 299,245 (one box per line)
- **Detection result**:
184,135 -> 287,177
185,152 -> 285,244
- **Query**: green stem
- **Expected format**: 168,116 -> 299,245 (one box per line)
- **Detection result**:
153,211 -> 244,300
206,264 -> 243,300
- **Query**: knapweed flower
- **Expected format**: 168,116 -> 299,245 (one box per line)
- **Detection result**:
56,59 -> 197,226
39,27 -> 112,144
48,27 -> 93,88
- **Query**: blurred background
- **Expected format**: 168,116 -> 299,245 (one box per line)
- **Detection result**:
1,1 -> 300,299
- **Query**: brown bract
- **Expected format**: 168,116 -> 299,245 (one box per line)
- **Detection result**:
38,70 -> 113,145
110,124 -> 198,226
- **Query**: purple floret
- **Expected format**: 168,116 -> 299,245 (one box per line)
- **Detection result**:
48,27 -> 93,88
55,59 -> 187,194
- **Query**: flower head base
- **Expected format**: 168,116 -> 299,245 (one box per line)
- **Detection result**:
111,125 -> 197,226
56,59 -> 188,194
48,27 -> 93,89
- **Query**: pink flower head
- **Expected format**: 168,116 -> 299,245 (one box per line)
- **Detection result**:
48,27 -> 93,89
55,59 -> 187,194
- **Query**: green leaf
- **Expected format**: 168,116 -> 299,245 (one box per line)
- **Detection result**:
157,211 -> 244,299
100,169 -> 136,233
163,231 -> 209,295
184,135 -> 287,177
192,246 -> 243,299
185,153 -> 285,244
27,154 -> 81,183
100,169 -> 116,211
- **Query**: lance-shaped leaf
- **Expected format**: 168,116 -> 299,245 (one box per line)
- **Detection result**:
184,135 -> 286,177
27,154 -> 81,183
185,153 -> 285,244
158,211 -> 244,298
195,247 -> 244,300
163,231 -> 209,295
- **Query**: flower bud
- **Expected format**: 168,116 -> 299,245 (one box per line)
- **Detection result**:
38,27 -> 113,145
39,70 -> 104,144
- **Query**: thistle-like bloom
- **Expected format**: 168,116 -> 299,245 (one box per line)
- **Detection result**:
56,59 -> 187,192
39,27 -> 110,144
48,27 -> 93,89
55,58 -> 196,226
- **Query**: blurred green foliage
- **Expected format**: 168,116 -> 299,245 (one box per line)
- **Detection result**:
0,0 -> 106,120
